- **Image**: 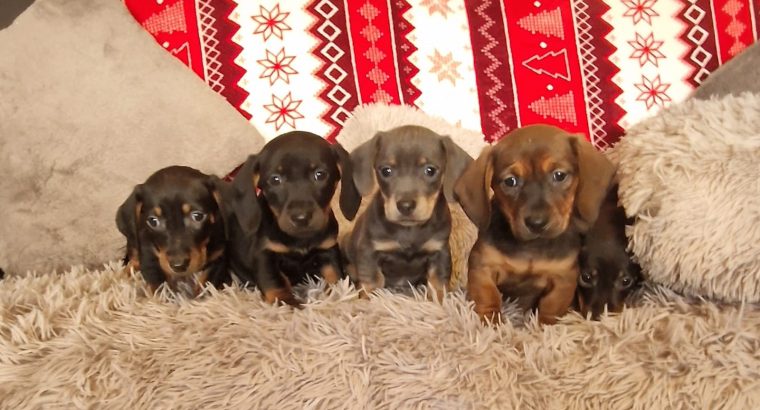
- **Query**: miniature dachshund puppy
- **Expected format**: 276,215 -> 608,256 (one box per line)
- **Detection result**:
454,125 -> 615,324
226,131 -> 361,307
576,184 -> 642,319
342,125 -> 472,299
116,166 -> 231,295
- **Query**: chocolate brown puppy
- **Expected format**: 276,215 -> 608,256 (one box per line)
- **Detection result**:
455,125 -> 615,324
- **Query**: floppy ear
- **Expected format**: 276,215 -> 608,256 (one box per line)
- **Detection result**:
115,184 -> 144,244
453,146 -> 494,231
440,136 -> 474,202
230,155 -> 262,235
205,175 -> 231,239
350,132 -> 383,197
569,135 -> 616,232
331,142 -> 362,221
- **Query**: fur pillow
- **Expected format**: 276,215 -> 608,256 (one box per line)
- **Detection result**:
335,103 -> 486,288
0,0 -> 264,275
611,93 -> 760,303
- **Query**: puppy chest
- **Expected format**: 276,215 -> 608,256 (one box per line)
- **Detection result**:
373,238 -> 445,287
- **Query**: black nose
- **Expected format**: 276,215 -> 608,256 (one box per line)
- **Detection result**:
396,200 -> 416,216
169,258 -> 190,273
524,215 -> 548,233
290,211 -> 312,227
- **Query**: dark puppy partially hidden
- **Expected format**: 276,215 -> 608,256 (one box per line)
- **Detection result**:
227,131 -> 361,307
342,125 -> 472,299
116,166 -> 230,296
455,125 -> 615,324
576,185 -> 642,319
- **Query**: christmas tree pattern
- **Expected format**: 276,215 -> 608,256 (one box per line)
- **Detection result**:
522,49 -> 570,80
142,1 -> 187,35
528,91 -> 577,125
517,8 -> 564,39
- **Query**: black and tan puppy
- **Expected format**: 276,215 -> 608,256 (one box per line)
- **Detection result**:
455,125 -> 615,324
576,185 -> 642,319
116,166 -> 230,295
342,125 -> 472,299
227,131 -> 361,306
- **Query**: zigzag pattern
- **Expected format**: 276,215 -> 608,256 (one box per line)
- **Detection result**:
574,0 -> 624,149
388,0 -> 420,106
679,0 -> 719,87
306,0 -> 360,140
473,1 -> 509,142
207,0 -> 251,119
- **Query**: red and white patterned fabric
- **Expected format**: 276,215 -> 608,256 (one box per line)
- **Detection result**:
125,0 -> 760,149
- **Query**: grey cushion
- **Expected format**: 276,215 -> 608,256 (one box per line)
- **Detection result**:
0,0 -> 264,275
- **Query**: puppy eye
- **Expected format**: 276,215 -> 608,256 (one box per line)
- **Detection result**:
190,211 -> 206,223
314,169 -> 328,181
379,166 -> 393,178
553,170 -> 568,182
503,176 -> 519,188
146,216 -> 161,229
620,275 -> 634,289
268,174 -> 282,186
423,165 -> 438,178
579,271 -> 594,286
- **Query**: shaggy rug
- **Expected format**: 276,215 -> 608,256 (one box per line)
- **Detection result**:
1,264 -> 759,409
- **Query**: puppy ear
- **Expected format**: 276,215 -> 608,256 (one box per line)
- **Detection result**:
350,132 -> 383,197
205,175 -> 231,239
440,136 -> 473,202
116,184 -> 144,244
230,155 -> 262,235
569,135 -> 616,232
454,146 -> 494,231
331,142 -> 362,221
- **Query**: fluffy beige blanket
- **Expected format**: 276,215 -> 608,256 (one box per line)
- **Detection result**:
1,264 -> 758,409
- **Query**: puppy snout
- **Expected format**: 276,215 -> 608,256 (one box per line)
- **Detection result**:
524,215 -> 549,233
169,256 -> 190,273
396,199 -> 417,216
290,210 -> 313,227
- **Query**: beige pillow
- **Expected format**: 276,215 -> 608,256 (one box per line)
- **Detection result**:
611,93 -> 760,303
0,0 -> 264,275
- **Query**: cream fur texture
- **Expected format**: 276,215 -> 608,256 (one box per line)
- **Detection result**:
0,0 -> 264,275
335,103 -> 485,287
1,263 -> 759,409
611,93 -> 760,303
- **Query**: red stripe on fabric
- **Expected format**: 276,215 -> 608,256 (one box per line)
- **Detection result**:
307,0 -> 361,140
464,0 -> 519,142
346,0 -> 401,104
388,0 -> 421,106
679,0 -> 720,88
124,0 -> 205,80
504,0 -> 590,139
713,0 -> 756,63
208,0 -> 252,120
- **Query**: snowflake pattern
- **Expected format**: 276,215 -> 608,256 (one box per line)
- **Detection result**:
257,48 -> 297,85
252,4 -> 291,41
421,0 -> 453,18
623,0 -> 659,25
628,32 -> 665,67
635,75 -> 671,109
263,93 -> 304,130
428,50 -> 462,85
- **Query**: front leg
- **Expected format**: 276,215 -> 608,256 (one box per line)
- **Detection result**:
426,246 -> 452,302
256,251 -> 302,308
194,255 -> 231,297
353,254 -> 385,299
319,245 -> 345,286
138,247 -> 167,295
467,265 -> 503,324
537,274 -> 577,325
